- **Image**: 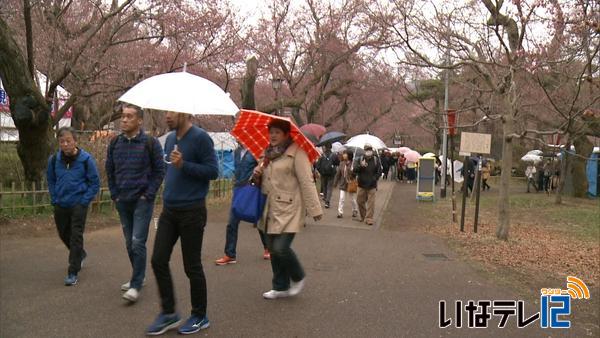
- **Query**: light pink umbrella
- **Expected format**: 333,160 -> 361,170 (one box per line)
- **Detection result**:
404,150 -> 421,163
398,147 -> 411,154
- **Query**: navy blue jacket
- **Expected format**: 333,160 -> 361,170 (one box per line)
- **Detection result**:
47,149 -> 100,208
234,147 -> 258,186
163,126 -> 219,208
105,130 -> 165,201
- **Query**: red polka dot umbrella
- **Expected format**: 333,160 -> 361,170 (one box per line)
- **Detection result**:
230,110 -> 320,163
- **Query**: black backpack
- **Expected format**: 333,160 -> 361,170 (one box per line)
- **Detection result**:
318,153 -> 337,176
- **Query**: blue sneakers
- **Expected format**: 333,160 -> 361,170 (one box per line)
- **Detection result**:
64,274 -> 78,286
146,313 -> 181,336
178,315 -> 210,335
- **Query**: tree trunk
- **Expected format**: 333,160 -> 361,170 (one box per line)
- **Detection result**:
496,113 -> 514,241
572,135 -> 593,198
240,57 -> 258,110
0,17 -> 53,182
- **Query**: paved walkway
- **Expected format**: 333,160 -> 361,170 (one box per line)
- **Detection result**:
0,181 -> 589,337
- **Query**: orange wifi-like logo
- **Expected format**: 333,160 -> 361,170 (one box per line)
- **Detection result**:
565,276 -> 590,300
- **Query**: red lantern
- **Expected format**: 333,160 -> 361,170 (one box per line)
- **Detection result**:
447,109 -> 457,136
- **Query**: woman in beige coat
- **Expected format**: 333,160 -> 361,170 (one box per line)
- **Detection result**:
253,119 -> 323,299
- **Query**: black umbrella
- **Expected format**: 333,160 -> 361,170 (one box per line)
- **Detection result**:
316,131 -> 346,147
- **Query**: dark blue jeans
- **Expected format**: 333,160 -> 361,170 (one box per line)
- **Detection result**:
266,233 -> 305,291
116,198 -> 154,290
224,208 -> 267,258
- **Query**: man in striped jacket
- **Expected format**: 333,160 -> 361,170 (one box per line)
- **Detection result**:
106,104 -> 165,303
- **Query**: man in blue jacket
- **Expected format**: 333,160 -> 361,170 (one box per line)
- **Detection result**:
146,112 -> 218,336
106,104 -> 165,303
215,144 -> 269,266
47,127 -> 100,286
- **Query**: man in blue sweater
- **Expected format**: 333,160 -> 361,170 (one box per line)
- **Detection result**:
146,112 -> 218,336
214,144 -> 269,266
47,127 -> 100,286
106,104 -> 165,303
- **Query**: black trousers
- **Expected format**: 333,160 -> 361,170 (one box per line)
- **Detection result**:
151,202 -> 207,318
54,204 -> 88,275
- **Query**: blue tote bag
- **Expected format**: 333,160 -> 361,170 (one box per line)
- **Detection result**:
232,183 -> 267,223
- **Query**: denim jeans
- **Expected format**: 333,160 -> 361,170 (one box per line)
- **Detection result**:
54,204 -> 88,275
266,233 -> 305,291
151,203 -> 207,318
116,198 -> 154,290
224,208 -> 267,258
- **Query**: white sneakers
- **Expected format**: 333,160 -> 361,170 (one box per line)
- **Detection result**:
122,288 -> 139,302
263,279 -> 305,299
121,279 -> 146,303
288,279 -> 305,296
262,290 -> 290,299
121,278 -> 146,291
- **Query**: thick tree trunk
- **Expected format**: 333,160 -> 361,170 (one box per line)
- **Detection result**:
240,57 -> 258,110
0,17 -> 53,182
572,136 -> 593,198
496,114 -> 514,241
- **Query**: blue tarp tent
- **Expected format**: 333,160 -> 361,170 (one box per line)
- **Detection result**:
587,150 -> 599,197
216,149 -> 235,179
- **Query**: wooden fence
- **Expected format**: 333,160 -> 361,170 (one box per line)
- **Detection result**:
0,179 -> 233,217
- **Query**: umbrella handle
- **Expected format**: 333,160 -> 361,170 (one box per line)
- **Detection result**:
163,144 -> 178,165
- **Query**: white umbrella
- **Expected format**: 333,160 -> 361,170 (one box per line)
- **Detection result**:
118,71 -> 239,116
521,153 -> 542,163
345,134 -> 387,150
526,149 -> 543,156
422,152 -> 436,158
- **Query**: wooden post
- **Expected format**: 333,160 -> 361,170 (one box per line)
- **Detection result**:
474,155 -> 482,233
11,182 -> 16,215
460,156 -> 469,232
32,181 -> 36,215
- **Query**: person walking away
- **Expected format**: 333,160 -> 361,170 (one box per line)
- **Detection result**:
390,152 -> 398,181
543,160 -> 552,194
47,127 -> 100,286
462,158 -> 475,196
333,150 -> 359,219
316,144 -> 337,209
482,162 -> 491,191
406,161 -> 417,184
146,112 -> 219,335
525,164 -> 538,193
536,162 -> 544,193
381,152 -> 390,180
397,154 -> 406,181
106,104 -> 165,302
252,119 -> 323,300
354,144 -> 382,225
434,157 -> 442,185
215,144 -> 270,266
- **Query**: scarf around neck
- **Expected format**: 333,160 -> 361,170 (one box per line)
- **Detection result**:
264,138 -> 293,162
